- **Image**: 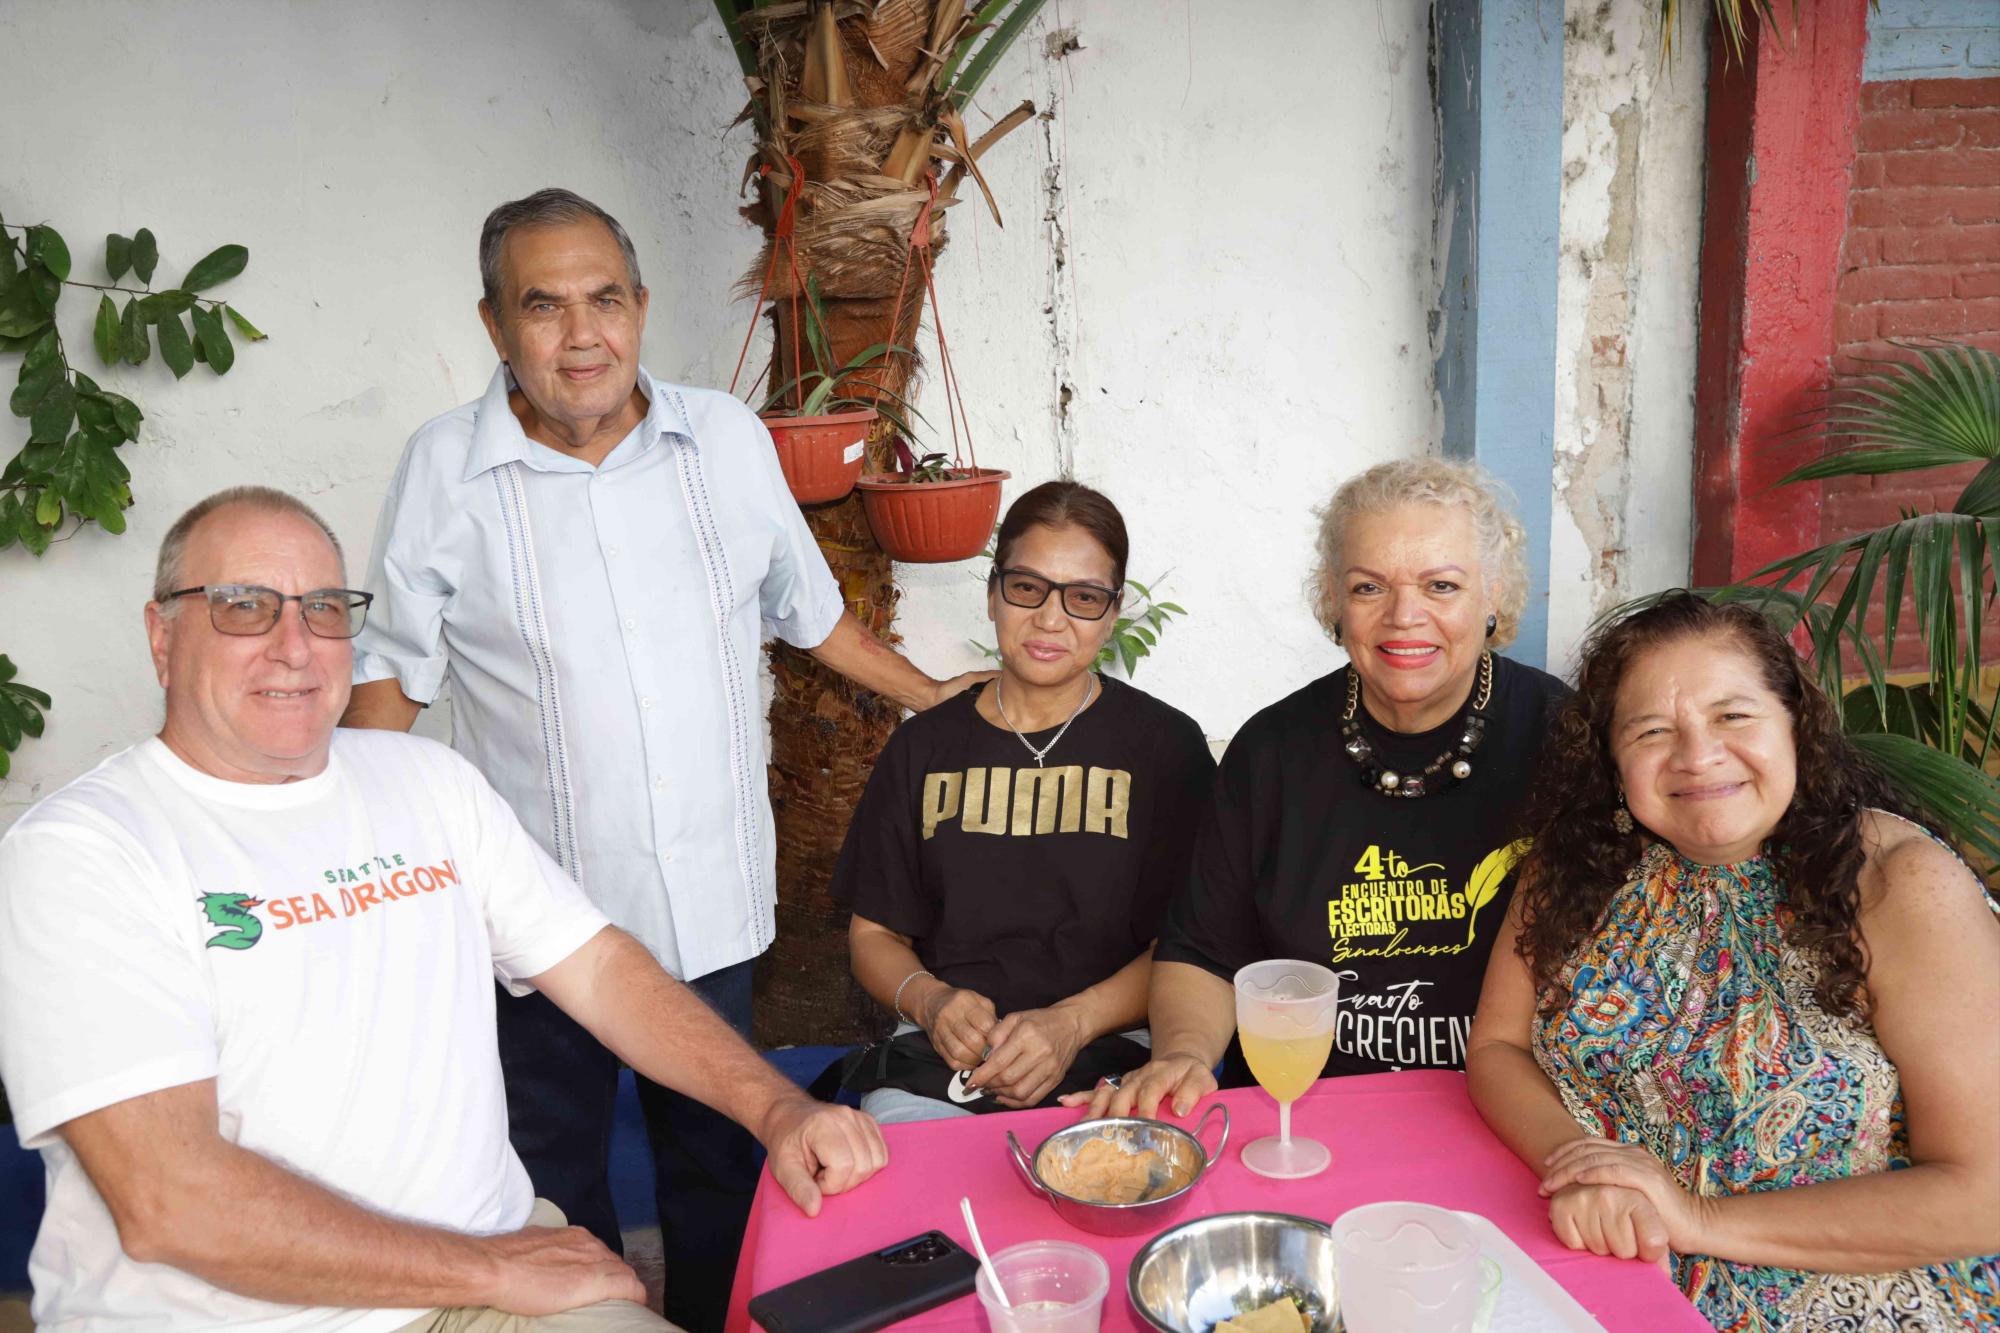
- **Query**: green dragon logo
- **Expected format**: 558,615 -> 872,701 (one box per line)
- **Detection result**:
198,892 -> 265,951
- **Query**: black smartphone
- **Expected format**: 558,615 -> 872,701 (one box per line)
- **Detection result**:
747,1229 -> 982,1333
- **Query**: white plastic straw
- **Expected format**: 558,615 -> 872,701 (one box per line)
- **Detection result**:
960,1195 -> 1012,1310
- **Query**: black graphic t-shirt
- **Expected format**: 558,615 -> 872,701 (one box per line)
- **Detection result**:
1156,654 -> 1568,1081
832,677 -> 1217,1018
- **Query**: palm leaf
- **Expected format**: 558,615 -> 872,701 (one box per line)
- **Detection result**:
1850,732 -> 2000,868
1777,344 -> 2000,486
945,0 -> 1050,109
712,0 -> 760,78
1953,459 -> 2000,517
1661,0 -> 1791,64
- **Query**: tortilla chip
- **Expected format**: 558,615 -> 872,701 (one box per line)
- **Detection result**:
1214,1296 -> 1310,1333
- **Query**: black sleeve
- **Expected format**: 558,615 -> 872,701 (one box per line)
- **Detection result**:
828,726 -> 935,942
1154,732 -> 1267,982
1130,712 -> 1218,943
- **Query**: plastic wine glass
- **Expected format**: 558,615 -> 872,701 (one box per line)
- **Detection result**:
1233,958 -> 1341,1179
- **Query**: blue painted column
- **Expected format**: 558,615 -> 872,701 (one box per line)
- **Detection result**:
1433,0 -> 1564,670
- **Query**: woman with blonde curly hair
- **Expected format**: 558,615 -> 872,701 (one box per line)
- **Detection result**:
1079,457 -> 1568,1124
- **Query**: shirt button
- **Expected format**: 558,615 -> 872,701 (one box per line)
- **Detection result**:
653,776 -> 665,791
606,545 -> 619,558
624,618 -> 637,631
641,697 -> 653,710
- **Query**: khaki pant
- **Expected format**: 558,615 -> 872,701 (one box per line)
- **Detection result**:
394,1201 -> 680,1333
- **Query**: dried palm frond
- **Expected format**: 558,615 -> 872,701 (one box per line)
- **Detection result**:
862,0 -> 934,74
801,4 -> 854,104
937,98 -> 1036,208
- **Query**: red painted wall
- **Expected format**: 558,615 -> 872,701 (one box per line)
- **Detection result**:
1691,1 -> 1873,587
1828,77 -> 2000,667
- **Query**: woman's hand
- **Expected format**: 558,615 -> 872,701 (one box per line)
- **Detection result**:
915,985 -> 998,1071
1540,1137 -> 1712,1256
971,1006 -> 1086,1108
1546,1182 -> 1672,1264
1060,1052 -> 1217,1120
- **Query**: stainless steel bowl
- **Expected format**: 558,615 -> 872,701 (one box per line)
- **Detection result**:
1006,1105 -> 1229,1237
1127,1210 -> 1338,1333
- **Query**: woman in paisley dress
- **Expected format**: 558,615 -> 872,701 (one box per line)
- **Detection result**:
1467,592 -> 2000,1331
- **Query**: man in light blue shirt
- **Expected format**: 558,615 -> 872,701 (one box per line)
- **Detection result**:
344,189 -> 980,1330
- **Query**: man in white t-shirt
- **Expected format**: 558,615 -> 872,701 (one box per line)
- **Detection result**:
0,487 -> 886,1333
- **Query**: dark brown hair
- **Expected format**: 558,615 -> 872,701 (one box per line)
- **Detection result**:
1514,591 -> 1915,1018
990,480 -> 1130,592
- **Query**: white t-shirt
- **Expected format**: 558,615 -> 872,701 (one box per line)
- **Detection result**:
0,729 -> 610,1332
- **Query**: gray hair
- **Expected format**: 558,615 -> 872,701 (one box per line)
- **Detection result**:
154,486 -> 345,608
478,188 -> 643,308
1307,456 -> 1530,648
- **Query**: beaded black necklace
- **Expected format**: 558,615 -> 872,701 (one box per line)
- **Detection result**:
1339,650 -> 1494,799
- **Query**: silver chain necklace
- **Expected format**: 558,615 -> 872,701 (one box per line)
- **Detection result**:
994,673 -> 1097,767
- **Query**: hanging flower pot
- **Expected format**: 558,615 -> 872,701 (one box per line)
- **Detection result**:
856,463 -> 1011,563
761,407 -> 876,504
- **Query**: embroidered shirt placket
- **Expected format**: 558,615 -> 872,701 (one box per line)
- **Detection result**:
667,406 -> 768,954
492,460 -> 582,881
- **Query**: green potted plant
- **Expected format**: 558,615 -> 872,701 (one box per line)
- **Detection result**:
756,278 -> 925,505
856,446 -> 1009,563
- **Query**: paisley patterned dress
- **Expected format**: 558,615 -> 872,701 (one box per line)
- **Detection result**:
1532,837 -> 2000,1331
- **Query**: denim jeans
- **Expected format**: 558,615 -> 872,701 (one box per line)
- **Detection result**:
494,960 -> 759,1333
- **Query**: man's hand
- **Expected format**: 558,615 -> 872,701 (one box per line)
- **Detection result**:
478,1224 -> 646,1315
917,985 -> 999,1070
1060,1051 -> 1216,1120
925,669 -> 997,710
972,1005 -> 1087,1108
758,1095 -> 889,1217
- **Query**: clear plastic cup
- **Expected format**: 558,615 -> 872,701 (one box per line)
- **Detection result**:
973,1240 -> 1111,1332
1332,1202 -> 1485,1333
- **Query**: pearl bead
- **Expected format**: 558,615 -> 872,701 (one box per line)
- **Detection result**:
1452,760 -> 1472,779
1379,771 -> 1400,790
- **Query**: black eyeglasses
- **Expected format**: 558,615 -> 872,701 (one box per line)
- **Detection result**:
165,585 -> 374,639
991,567 -> 1121,621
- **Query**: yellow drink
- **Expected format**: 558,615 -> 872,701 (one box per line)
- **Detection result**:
1239,1028 -> 1333,1103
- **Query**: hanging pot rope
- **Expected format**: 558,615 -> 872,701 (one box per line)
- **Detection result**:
729,154 -> 847,415
885,171 -> 978,477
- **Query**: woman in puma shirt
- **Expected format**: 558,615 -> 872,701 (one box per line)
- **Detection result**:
833,481 -> 1216,1123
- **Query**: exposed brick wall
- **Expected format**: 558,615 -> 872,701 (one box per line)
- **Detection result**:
1829,77 -> 2000,670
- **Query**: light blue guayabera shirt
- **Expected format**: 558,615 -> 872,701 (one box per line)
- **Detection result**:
353,365 -> 843,980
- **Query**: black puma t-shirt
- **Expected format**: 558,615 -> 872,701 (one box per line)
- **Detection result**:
832,677 -> 1217,1018
1156,654 -> 1568,1081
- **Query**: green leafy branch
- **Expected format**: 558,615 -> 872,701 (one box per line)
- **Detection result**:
1,206 -> 268,788
971,570 -> 1189,679
0,656 -> 49,781
1,212 -> 266,554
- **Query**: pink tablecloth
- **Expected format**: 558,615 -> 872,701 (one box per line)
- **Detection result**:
725,1070 -> 1707,1331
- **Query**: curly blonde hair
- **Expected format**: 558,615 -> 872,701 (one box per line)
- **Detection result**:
1307,457 -> 1529,648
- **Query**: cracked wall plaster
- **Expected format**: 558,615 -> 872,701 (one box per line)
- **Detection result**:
1548,0 -> 1707,672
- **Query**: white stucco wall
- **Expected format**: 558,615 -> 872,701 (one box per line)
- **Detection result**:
883,0 -> 1442,728
2,1 -> 1702,828
0,0 -> 1440,826
0,0 -> 759,823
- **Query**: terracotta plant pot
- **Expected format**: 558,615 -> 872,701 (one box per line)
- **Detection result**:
761,408 -> 877,504
855,467 -> 1011,563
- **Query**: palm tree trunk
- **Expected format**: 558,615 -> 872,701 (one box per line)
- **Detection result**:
757,296 -> 925,1048
745,2 -> 944,1047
